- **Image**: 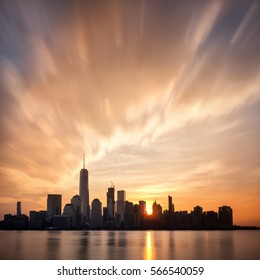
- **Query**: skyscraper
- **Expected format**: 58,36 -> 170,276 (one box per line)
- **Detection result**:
168,195 -> 174,213
71,194 -> 81,229
117,190 -> 126,222
107,186 -> 115,221
125,201 -> 135,228
79,155 -> 90,223
71,194 -> 81,209
47,194 -> 62,221
218,205 -> 233,226
16,201 -> 21,216
91,198 -> 102,228
152,200 -> 162,220
139,200 -> 146,217
192,205 -> 203,226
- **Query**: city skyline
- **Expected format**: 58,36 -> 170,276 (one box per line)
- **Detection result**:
0,1 -> 260,226
0,160 -> 246,230
0,174 -> 236,230
0,165 -> 240,226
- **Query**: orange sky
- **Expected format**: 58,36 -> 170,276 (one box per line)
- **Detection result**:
0,1 -> 260,226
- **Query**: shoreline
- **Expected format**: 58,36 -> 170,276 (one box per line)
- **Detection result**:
0,226 -> 259,231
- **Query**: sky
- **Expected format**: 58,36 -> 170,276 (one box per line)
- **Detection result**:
0,0 -> 260,226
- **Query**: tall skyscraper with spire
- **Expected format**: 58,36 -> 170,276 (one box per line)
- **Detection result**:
79,154 -> 90,223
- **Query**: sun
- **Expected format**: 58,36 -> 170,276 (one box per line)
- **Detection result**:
146,205 -> 152,215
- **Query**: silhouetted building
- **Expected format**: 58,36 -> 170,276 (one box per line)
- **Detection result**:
138,200 -> 147,227
52,215 -> 71,229
203,211 -> 218,226
17,201 -> 22,216
219,205 -> 233,227
79,156 -> 90,223
71,194 -> 81,228
115,213 -> 121,228
103,207 -> 108,225
125,201 -> 135,228
29,210 -> 47,229
71,194 -> 81,209
152,200 -> 162,220
175,211 -> 189,226
91,198 -> 102,228
1,201 -> 29,230
139,200 -> 146,217
63,203 -> 78,229
3,213 -> 29,229
192,205 -> 203,226
47,194 -> 62,222
164,200 -> 175,228
157,204 -> 162,217
134,204 -> 140,228
107,186 -> 115,221
116,190 -> 126,223
30,211 -> 38,223
168,196 -> 174,213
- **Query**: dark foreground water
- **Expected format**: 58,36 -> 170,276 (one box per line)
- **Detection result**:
0,230 -> 259,260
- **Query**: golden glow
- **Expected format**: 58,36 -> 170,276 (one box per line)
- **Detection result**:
145,231 -> 153,260
146,205 -> 152,215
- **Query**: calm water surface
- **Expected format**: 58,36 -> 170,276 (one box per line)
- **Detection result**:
0,230 -> 259,260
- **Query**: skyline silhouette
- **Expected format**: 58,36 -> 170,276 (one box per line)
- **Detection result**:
0,158 -> 258,228
2,161 -> 258,230
0,189 -> 237,230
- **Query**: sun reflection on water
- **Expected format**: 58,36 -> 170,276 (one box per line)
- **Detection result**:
145,231 -> 153,260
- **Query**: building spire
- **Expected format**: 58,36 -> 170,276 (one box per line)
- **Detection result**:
83,153 -> 85,169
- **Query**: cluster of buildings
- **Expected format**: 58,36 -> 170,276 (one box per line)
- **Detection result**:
0,159 -> 233,230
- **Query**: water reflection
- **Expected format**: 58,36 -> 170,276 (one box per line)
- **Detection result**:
117,231 -> 127,247
76,231 -> 90,260
167,231 -> 175,259
46,231 -> 61,259
218,231 -> 234,259
145,231 -> 153,260
14,231 -> 22,259
0,230 -> 259,260
107,231 -> 116,247
117,231 -> 127,259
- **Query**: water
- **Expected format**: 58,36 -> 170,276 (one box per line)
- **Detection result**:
0,230 -> 259,260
